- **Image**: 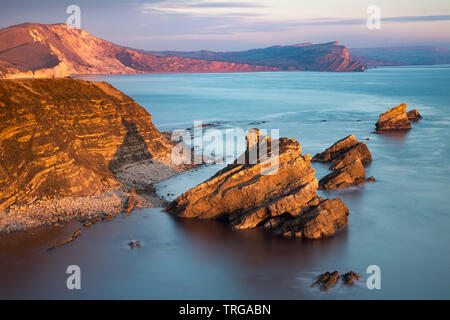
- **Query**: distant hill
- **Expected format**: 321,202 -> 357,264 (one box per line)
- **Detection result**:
0,23 -> 276,78
150,41 -> 365,72
0,23 -> 366,78
349,46 -> 450,66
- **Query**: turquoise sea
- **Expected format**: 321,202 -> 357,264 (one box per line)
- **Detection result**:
1,65 -> 449,299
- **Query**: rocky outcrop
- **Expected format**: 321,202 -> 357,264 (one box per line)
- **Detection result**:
0,78 -> 182,233
406,109 -> 423,122
0,23 -> 276,79
312,135 -> 374,190
375,104 -> 412,132
167,129 -> 349,239
319,159 -> 375,190
312,134 -> 372,170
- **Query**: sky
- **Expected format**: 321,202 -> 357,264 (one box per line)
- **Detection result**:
1,0 -> 450,51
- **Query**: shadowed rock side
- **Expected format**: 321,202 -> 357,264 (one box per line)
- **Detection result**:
312,135 -> 374,190
167,129 -> 349,239
375,104 -> 412,132
0,78 -> 182,233
406,109 -> 423,122
312,134 -> 372,169
0,23 -> 277,79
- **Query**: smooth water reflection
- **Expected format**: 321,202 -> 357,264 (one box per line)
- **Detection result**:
1,66 -> 449,299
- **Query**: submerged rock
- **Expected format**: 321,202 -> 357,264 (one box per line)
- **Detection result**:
128,241 -> 141,249
312,134 -> 372,170
319,159 -> 375,190
47,228 -> 82,251
167,129 -> 349,239
375,104 -> 411,132
340,271 -> 361,286
312,270 -> 361,290
311,271 -> 339,291
406,109 -> 423,122
124,190 -> 137,216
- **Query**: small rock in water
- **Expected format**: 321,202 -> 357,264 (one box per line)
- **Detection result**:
311,270 -> 361,290
340,271 -> 361,286
406,109 -> 423,122
128,241 -> 141,249
102,215 -> 113,222
311,271 -> 339,291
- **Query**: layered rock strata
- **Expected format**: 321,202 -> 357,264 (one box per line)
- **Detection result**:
167,129 -> 349,239
312,135 -> 374,190
0,78 -> 182,233
375,104 -> 412,132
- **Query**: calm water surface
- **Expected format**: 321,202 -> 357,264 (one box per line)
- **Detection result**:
1,66 -> 450,299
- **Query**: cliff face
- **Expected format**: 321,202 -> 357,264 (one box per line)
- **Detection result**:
0,79 -> 175,212
159,41 -> 365,72
0,23 -> 276,79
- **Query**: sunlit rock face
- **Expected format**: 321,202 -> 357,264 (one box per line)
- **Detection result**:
312,134 -> 372,170
312,134 -> 375,190
0,23 -> 277,79
375,104 -> 412,132
168,130 -> 349,239
318,158 -> 375,190
0,78 -> 175,212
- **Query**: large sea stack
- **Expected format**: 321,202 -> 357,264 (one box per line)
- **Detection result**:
167,129 -> 349,239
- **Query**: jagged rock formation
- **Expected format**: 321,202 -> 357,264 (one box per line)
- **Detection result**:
0,78 -> 181,233
312,135 -> 374,190
157,41 -> 365,72
167,129 -> 349,239
312,134 -> 372,169
318,159 -> 375,190
406,109 -> 423,122
0,23 -> 276,79
375,104 -> 412,132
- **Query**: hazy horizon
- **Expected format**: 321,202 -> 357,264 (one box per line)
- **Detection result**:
1,0 -> 450,51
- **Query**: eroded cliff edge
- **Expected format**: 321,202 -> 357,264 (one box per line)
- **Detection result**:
0,78 -> 182,233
